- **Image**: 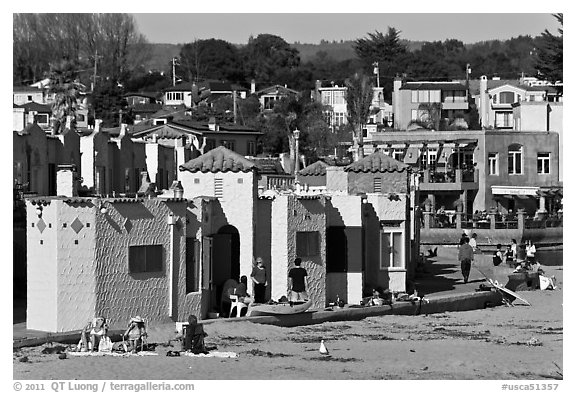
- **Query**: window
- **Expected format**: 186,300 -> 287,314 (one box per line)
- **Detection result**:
205,139 -> 216,151
380,229 -> 404,270
411,109 -> 418,120
429,90 -> 441,103
537,153 -> 551,174
488,153 -> 499,175
499,91 -> 515,104
411,91 -> 418,103
186,238 -> 200,293
427,149 -> 437,166
374,177 -> 382,193
214,178 -> 223,198
129,245 -> 163,273
495,111 -> 513,128
220,140 -> 235,151
508,144 -> 523,175
247,141 -> 256,156
296,231 -> 320,257
333,91 -> 345,105
418,90 -> 428,103
334,112 -> 346,126
34,114 -> 49,124
322,92 -> 332,105
393,149 -> 404,161
27,95 -> 33,101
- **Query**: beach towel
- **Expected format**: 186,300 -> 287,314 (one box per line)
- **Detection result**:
67,351 -> 158,357
181,351 -> 237,358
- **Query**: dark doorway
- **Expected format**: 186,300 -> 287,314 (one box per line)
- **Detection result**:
326,227 -> 347,272
212,225 -> 240,309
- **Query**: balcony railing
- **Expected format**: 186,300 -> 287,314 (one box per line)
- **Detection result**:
419,169 -> 478,184
422,210 -> 562,231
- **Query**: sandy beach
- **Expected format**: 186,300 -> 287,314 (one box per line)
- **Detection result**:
13,256 -> 563,380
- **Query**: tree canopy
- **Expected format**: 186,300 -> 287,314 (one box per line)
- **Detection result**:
345,73 -> 374,159
242,34 -> 301,84
534,13 -> 563,85
178,39 -> 243,83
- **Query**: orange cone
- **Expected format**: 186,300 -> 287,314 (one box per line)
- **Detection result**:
319,340 -> 329,355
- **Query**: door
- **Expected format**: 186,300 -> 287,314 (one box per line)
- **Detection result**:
211,234 -> 232,309
202,236 -> 213,311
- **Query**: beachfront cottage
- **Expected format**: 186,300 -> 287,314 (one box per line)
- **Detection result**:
26,147 -> 416,331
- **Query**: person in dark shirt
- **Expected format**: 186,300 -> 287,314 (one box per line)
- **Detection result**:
288,257 -> 308,302
182,315 -> 208,354
458,237 -> 474,283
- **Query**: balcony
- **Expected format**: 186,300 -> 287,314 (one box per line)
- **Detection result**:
441,97 -> 469,111
418,168 -> 478,191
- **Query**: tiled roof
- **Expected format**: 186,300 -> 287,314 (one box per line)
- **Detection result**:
171,119 -> 260,133
256,85 -> 299,96
299,160 -> 329,176
345,151 -> 410,173
19,102 -> 52,113
124,92 -> 159,99
13,86 -> 42,92
132,103 -> 163,113
400,82 -> 467,91
180,146 -> 257,173
250,157 -> 287,175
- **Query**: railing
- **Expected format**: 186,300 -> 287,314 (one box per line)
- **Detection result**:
419,169 -> 477,184
266,175 -> 294,190
422,210 -> 562,231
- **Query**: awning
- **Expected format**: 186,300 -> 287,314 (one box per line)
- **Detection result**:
437,143 -> 455,164
403,146 -> 420,164
491,186 -> 539,196
424,143 -> 440,151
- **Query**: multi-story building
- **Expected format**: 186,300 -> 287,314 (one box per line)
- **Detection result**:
254,84 -> 299,112
312,80 -> 392,129
469,76 -> 549,130
364,129 -> 560,217
392,79 -> 469,130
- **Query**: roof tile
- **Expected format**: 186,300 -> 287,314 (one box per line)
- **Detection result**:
180,146 -> 257,173
345,151 -> 410,173
299,160 -> 329,176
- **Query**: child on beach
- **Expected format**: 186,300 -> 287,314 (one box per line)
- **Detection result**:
182,315 -> 208,354
124,316 -> 147,353
493,244 -> 504,266
78,317 -> 108,352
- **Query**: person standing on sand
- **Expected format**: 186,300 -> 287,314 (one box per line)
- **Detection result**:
288,257 -> 308,302
251,257 -> 268,303
458,237 -> 474,283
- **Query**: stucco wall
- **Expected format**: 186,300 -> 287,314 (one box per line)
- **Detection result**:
270,196 -> 289,302
364,194 -> 409,292
326,167 -> 347,192
348,171 -> 408,195
180,170 -> 257,281
480,131 -> 559,212
55,201 -> 98,331
26,201 -> 59,331
94,199 -> 187,328
255,199 -> 273,300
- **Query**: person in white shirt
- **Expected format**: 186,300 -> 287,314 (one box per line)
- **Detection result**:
469,233 -> 479,252
526,239 -> 537,264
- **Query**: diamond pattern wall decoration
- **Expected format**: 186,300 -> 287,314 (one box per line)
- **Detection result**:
37,218 -> 47,233
71,217 -> 84,234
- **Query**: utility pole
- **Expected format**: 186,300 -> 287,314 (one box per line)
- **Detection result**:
92,49 -> 102,92
233,90 -> 237,124
466,63 -> 471,88
172,58 -> 177,87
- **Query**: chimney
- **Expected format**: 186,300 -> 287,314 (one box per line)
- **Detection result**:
56,164 -> 78,197
250,79 -> 256,94
393,75 -> 403,129
314,80 -> 322,102
480,75 -> 489,128
208,117 -> 218,131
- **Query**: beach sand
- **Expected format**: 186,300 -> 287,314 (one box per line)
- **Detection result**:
13,264 -> 562,380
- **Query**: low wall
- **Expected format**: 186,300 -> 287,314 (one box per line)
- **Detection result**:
421,227 -> 562,247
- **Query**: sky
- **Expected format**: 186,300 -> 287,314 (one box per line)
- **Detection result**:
132,13 -> 560,45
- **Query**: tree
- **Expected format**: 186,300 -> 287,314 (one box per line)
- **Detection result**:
534,13 -> 563,86
91,80 -> 129,127
178,39 -> 243,83
241,34 -> 300,84
353,28 -> 407,94
345,73 -> 374,160
13,13 -> 148,87
47,58 -> 85,133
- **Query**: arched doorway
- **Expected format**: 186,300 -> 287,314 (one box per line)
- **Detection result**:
212,225 -> 240,310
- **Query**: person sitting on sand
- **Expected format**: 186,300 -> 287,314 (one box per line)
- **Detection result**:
79,317 -> 108,352
493,244 -> 504,267
124,316 -> 147,353
182,315 -> 209,354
